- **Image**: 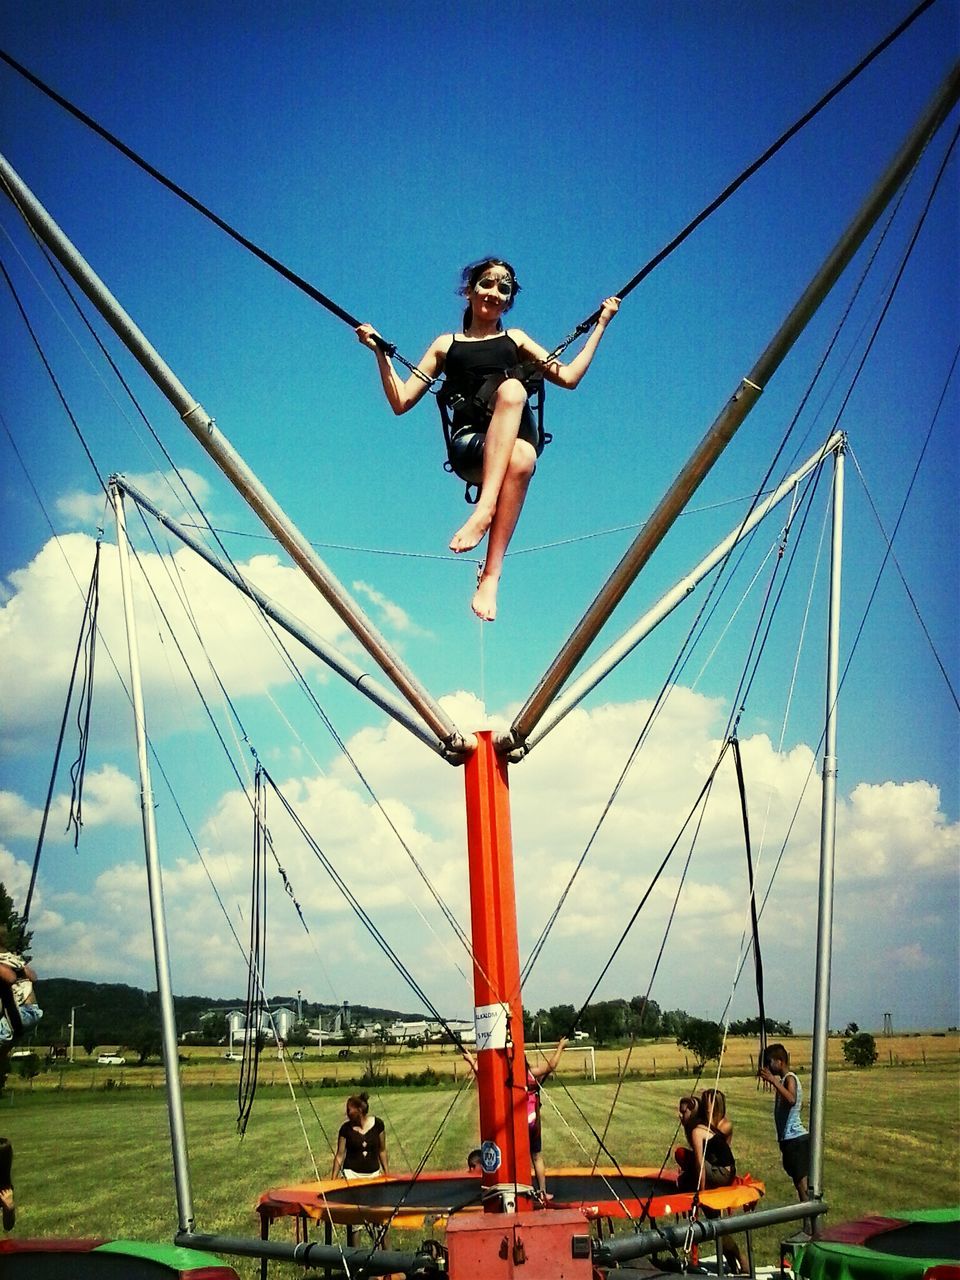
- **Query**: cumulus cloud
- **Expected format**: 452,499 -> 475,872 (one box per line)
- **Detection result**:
14,686 -> 957,1029
0,533 -> 431,752
0,765 -> 139,842
55,470 -> 213,528
352,580 -> 431,637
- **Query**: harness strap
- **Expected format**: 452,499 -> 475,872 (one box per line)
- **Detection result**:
438,367 -> 550,503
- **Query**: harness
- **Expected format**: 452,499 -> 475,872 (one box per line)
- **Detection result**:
438,363 -> 551,504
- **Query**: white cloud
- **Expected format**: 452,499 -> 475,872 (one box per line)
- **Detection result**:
14,689 -> 957,1030
0,533 -> 371,752
0,765 -> 139,843
55,470 -> 213,528
352,579 -> 431,637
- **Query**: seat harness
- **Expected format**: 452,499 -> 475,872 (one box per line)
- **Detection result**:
437,363 -> 551,504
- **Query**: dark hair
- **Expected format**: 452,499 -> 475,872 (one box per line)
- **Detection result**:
0,1138 -> 11,1190
458,257 -> 520,331
346,1092 -> 369,1117
765,1043 -> 789,1065
698,1088 -> 727,1128
467,1148 -> 483,1170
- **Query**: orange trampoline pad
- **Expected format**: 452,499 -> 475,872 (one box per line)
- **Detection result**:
257,1168 -> 764,1231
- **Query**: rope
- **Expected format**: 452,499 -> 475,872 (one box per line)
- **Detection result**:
237,763 -> 269,1135
0,256 -> 107,495
3,0 -> 933,391
730,737 -> 767,1070
848,438 -> 959,713
19,535 -> 102,934
260,765 -> 470,1055
64,539 -> 102,849
0,52 -> 402,359
537,0 -> 939,364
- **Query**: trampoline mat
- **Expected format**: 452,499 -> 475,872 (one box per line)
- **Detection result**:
257,1168 -> 764,1227
866,1219 -> 960,1261
316,1172 -> 673,1211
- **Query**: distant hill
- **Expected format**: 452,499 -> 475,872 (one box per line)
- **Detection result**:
37,978 -> 425,1050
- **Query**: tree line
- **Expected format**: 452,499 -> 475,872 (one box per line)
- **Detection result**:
524,998 -> 792,1053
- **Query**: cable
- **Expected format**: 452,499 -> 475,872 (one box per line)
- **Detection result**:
3,0 -> 934,376
539,0 -> 940,360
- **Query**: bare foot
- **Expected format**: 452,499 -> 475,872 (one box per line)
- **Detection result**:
472,575 -> 499,621
449,508 -> 494,553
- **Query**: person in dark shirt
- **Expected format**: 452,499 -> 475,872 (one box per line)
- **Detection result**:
331,1092 -> 388,1179
676,1088 -> 747,1274
358,258 -> 619,620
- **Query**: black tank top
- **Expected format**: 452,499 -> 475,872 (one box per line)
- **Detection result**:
443,332 -> 522,397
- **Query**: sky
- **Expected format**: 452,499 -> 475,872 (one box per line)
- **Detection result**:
0,1 -> 957,1041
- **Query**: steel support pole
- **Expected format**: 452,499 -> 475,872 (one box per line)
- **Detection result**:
113,475 -> 452,759
595,1199 -> 828,1266
808,445 -> 844,1210
463,733 -> 534,1210
111,484 -> 194,1231
514,433 -> 843,756
0,152 -> 466,756
508,62 -> 959,752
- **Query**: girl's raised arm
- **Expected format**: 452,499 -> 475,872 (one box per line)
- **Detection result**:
513,296 -> 620,390
357,325 -> 450,415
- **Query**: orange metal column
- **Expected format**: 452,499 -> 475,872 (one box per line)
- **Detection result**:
463,732 -> 533,1210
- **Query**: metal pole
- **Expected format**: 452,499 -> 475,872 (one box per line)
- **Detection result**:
808,445 -> 844,1208
0,152 -> 467,757
508,63 -> 959,752
513,433 -> 843,756
111,483 -> 195,1231
463,734 -> 535,1211
68,1004 -> 82,1063
112,475 -> 454,760
595,1199 -> 828,1266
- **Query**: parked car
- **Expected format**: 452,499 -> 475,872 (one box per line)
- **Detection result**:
222,1052 -> 242,1061
97,1053 -> 126,1065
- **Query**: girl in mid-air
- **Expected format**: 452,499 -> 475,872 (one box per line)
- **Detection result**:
358,258 -> 619,621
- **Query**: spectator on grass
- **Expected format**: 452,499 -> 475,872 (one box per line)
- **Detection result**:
759,1044 -> 809,1203
0,1138 -> 14,1231
332,1092 -> 388,1180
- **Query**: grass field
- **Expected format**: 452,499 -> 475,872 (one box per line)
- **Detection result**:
2,1050 -> 957,1278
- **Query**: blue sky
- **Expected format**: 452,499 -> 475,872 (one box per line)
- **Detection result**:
0,1 -> 957,1034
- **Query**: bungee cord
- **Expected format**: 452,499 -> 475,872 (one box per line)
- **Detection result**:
19,534 -> 103,937
1,0 -> 935,385
4,210 -> 488,996
4,215 -> 506,1170
0,10 -> 955,1233
535,0 -> 940,364
517,105 -> 954,998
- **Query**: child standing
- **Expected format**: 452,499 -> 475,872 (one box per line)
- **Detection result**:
759,1043 -> 809,1202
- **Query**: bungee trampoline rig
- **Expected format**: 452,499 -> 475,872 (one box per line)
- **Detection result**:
1,34 -> 958,1280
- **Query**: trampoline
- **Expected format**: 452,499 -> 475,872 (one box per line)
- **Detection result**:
0,1238 -> 239,1279
257,1166 -> 764,1234
799,1208 -> 960,1280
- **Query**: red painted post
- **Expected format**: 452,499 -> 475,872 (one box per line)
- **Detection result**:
462,732 -> 533,1211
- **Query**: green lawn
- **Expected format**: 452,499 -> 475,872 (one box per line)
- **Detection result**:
1,1064 -> 956,1278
